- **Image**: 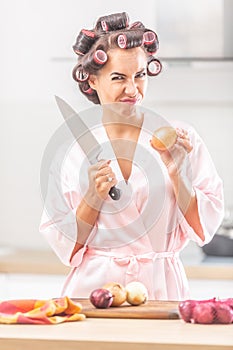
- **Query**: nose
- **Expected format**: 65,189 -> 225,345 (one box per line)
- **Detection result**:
124,79 -> 138,96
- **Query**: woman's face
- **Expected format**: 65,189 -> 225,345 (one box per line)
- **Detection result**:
89,47 -> 148,105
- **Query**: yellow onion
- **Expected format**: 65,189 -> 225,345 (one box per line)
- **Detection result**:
102,282 -> 127,306
125,281 -> 148,306
151,126 -> 177,151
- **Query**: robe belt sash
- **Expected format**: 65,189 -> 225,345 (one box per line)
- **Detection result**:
87,249 -> 179,279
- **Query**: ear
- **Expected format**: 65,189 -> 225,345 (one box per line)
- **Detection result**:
88,74 -> 98,90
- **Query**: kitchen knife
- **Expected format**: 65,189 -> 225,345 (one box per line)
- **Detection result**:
55,96 -> 121,200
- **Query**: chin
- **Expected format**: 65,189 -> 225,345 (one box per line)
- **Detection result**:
115,102 -> 138,118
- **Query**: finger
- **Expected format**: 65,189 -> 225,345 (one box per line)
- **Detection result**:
176,128 -> 189,139
96,171 -> 116,185
104,173 -> 116,184
97,159 -> 111,170
177,137 -> 193,153
95,176 -> 118,199
95,166 -> 115,179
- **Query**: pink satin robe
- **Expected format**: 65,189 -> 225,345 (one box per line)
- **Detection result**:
39,118 -> 224,300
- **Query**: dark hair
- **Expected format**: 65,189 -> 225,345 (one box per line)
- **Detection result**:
72,12 -> 162,104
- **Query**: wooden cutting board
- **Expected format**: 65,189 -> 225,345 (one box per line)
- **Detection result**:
73,299 -> 180,319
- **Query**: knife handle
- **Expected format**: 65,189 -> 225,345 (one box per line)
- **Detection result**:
109,186 -> 121,200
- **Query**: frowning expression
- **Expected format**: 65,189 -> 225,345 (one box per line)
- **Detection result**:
89,47 -> 148,105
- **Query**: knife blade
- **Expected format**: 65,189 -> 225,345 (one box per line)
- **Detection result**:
55,96 -> 121,200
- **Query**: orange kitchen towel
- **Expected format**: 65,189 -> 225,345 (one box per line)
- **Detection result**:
0,296 -> 85,324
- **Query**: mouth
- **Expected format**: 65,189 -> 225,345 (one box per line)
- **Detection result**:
120,98 -> 139,105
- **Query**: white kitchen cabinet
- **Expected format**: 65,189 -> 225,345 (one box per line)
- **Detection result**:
0,273 -> 66,300
188,279 -> 233,300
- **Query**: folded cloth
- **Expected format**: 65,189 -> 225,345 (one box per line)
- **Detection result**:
0,296 -> 85,324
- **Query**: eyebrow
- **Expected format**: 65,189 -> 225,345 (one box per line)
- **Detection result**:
110,72 -> 126,77
110,68 -> 146,77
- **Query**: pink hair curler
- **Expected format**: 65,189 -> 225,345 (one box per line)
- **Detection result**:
129,21 -> 144,29
101,20 -> 108,32
93,50 -> 108,64
117,34 -> 127,49
82,84 -> 94,95
143,31 -> 156,45
81,29 -> 95,38
147,58 -> 162,76
125,13 -> 130,27
73,49 -> 84,56
72,64 -> 89,82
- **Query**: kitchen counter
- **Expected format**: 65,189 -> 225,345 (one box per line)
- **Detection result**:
0,248 -> 232,279
0,318 -> 232,350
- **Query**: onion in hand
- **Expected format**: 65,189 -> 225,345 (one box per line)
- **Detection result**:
151,126 -> 177,151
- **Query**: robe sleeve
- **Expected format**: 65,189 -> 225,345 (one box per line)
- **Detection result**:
177,123 -> 224,246
39,144 -> 93,266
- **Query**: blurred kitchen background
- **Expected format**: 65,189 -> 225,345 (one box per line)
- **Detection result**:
0,0 -> 232,299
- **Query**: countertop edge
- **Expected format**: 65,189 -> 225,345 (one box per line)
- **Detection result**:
0,338 -> 231,350
0,249 -> 232,280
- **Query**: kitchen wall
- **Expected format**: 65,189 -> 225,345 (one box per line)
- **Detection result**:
0,0 -> 233,250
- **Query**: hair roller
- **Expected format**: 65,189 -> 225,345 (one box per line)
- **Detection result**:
72,63 -> 89,83
143,31 -> 156,45
117,34 -> 127,49
81,82 -> 95,95
147,57 -> 162,76
114,30 -> 144,49
95,12 -> 129,33
129,21 -> 145,29
143,30 -> 159,54
73,29 -> 96,55
101,20 -> 108,32
82,47 -> 108,72
93,50 -> 108,65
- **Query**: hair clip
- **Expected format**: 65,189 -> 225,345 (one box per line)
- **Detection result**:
147,58 -> 162,76
93,50 -> 108,65
72,64 -> 89,82
117,34 -> 127,49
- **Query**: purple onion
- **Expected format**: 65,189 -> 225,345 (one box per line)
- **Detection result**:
89,288 -> 113,308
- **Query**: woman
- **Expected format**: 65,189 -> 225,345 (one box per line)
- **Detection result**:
40,12 -> 224,300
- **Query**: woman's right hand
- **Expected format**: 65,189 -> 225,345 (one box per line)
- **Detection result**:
74,159 -> 117,254
88,159 -> 117,200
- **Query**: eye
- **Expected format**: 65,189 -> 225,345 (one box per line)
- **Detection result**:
136,71 -> 146,79
111,75 -> 124,81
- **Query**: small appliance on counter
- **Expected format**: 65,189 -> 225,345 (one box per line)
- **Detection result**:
202,208 -> 233,257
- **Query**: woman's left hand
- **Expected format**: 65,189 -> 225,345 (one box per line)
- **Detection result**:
150,127 -> 193,178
